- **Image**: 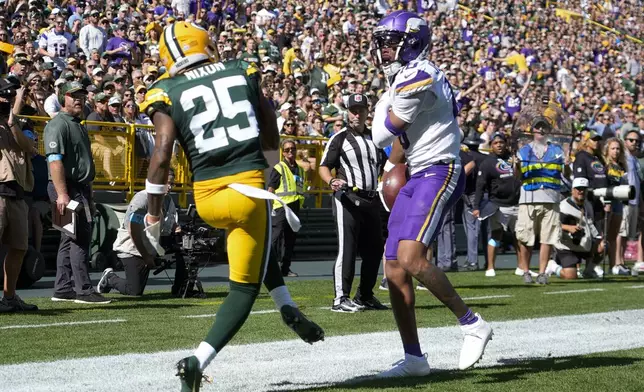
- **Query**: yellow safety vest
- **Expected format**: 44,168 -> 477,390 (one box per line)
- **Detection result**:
273,161 -> 304,209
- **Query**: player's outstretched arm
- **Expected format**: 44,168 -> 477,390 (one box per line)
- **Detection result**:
147,111 -> 177,219
257,92 -> 280,151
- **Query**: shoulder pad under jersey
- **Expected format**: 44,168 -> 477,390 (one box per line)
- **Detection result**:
393,61 -> 437,97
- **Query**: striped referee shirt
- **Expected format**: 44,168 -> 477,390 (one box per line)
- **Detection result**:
320,127 -> 385,191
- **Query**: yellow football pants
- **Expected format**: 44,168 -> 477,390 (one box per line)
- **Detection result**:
193,170 -> 270,285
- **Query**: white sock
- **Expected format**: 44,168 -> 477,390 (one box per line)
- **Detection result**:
270,285 -> 297,310
194,341 -> 217,372
555,266 -> 562,277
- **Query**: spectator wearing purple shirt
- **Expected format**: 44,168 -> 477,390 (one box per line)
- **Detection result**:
105,24 -> 135,64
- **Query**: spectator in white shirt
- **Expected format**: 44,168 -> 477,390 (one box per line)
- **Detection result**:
44,79 -> 65,118
79,10 -> 106,57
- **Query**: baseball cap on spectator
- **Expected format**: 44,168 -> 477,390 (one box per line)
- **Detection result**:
346,93 -> 368,109
314,53 -> 324,60
135,85 -> 147,94
572,177 -> 589,189
585,130 -> 602,141
22,129 -> 36,141
280,103 -> 292,112
61,71 -> 75,81
92,68 -> 105,76
66,57 -> 78,65
60,81 -> 87,98
310,88 -> 320,96
95,92 -> 109,102
491,132 -> 507,142
54,78 -> 66,87
86,85 -> 97,93
26,73 -> 41,83
114,75 -> 125,83
41,62 -> 55,71
263,65 -> 276,74
294,72 -> 303,79
103,81 -> 116,90
108,96 -> 121,106
147,66 -> 159,74
90,9 -> 100,16
13,50 -> 31,64
119,5 -> 129,12
109,61 -> 121,69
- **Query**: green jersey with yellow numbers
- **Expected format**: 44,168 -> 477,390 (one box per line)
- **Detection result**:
140,59 -> 267,182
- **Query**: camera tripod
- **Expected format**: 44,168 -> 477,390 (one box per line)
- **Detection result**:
153,253 -> 207,299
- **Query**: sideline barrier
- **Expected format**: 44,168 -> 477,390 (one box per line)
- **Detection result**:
20,116 -> 334,208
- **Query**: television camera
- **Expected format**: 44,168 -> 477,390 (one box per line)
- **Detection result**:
153,204 -> 226,298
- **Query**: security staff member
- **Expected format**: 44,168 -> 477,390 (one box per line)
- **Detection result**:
268,139 -> 306,277
99,170 -> 186,296
474,132 -> 521,276
44,81 -> 110,304
319,93 -> 388,313
460,130 -> 487,271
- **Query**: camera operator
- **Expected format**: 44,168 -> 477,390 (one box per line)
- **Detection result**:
546,178 -> 604,280
0,79 -> 39,313
99,170 -> 185,296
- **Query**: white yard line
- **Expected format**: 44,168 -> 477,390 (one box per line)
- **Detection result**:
543,288 -> 605,295
462,295 -> 513,300
0,319 -> 126,330
182,309 -> 279,319
627,285 -> 644,289
3,309 -> 644,392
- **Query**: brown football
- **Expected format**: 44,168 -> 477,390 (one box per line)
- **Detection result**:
382,163 -> 409,210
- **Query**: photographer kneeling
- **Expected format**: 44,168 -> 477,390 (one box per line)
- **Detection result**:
546,178 -> 604,280
98,170 -> 185,296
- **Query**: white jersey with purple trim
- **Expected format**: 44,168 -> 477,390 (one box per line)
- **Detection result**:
373,59 -> 461,175
38,30 -> 76,70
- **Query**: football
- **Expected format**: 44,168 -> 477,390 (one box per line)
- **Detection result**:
381,163 -> 409,210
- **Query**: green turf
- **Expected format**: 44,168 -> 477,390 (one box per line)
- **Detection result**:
1,271 -> 643,365
296,347 -> 644,392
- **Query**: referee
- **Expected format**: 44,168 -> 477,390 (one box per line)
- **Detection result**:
319,93 -> 388,313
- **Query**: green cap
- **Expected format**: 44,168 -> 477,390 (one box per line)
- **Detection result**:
60,81 -> 87,97
94,92 -> 109,102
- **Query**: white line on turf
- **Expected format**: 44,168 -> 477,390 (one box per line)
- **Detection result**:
0,319 -> 126,330
462,295 -> 513,300
543,288 -> 605,295
182,309 -> 279,319
627,285 -> 644,289
3,309 -> 644,392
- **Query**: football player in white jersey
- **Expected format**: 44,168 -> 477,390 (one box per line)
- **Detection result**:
370,11 -> 493,377
38,15 -> 77,72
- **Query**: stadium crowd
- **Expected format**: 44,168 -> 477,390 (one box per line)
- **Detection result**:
0,0 -> 642,284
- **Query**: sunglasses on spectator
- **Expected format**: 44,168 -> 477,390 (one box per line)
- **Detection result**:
125,104 -> 135,108
283,147 -> 296,152
285,123 -> 294,126
625,138 -> 640,143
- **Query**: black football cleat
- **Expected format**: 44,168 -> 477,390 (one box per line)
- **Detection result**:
176,356 -> 212,392
280,305 -> 325,344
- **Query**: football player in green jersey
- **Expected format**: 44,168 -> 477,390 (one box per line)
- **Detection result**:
139,22 -> 323,391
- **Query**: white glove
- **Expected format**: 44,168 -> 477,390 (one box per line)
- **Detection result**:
144,214 -> 165,256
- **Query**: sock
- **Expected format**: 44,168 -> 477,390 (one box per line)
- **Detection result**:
263,246 -> 286,292
554,266 -> 562,277
204,281 -> 259,354
458,309 -> 479,326
194,342 -> 217,372
404,344 -> 423,358
270,285 -> 297,310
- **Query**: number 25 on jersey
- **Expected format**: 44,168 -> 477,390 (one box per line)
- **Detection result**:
180,75 -> 259,154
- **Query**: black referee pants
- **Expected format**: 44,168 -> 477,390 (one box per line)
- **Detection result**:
332,192 -> 384,305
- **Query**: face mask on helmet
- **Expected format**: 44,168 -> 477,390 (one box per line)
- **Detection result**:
371,24 -> 430,83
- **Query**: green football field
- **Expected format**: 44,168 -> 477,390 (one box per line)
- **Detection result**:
2,271 -> 644,391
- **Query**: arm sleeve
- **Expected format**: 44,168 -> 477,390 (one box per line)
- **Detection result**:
372,94 -> 396,149
43,121 -> 65,156
319,133 -> 344,169
573,154 -> 589,180
124,191 -> 148,231
473,160 -> 489,209
267,167 -> 282,189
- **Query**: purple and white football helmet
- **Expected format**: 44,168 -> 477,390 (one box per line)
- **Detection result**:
371,11 -> 431,81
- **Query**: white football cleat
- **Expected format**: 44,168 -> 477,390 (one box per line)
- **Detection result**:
377,353 -> 431,378
459,313 -> 493,370
485,269 -> 496,277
